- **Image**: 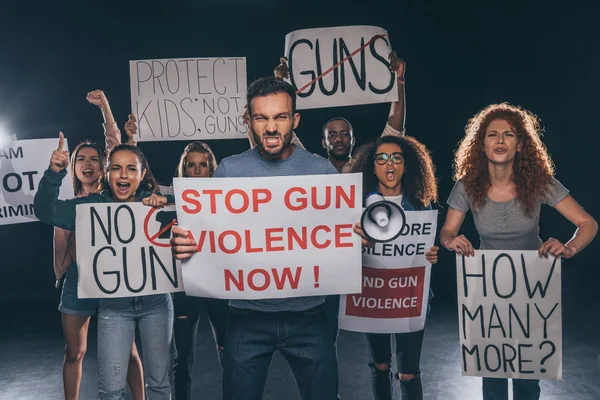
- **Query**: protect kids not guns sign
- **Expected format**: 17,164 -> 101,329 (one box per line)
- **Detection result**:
173,174 -> 363,299
130,57 -> 248,141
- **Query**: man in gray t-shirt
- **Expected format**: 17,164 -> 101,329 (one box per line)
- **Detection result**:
171,77 -> 364,400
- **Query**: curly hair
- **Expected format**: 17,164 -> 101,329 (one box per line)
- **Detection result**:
453,103 -> 555,215
176,141 -> 218,178
350,135 -> 438,208
99,144 -> 158,194
70,141 -> 106,196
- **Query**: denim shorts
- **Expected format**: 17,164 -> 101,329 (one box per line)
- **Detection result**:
59,263 -> 99,316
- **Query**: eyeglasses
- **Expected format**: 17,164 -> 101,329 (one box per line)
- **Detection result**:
374,152 -> 404,165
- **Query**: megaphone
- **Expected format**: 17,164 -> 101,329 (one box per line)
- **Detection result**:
360,192 -> 406,243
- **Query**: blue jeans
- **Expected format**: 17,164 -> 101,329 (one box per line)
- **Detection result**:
223,304 -> 338,400
98,294 -> 173,399
482,377 -> 540,400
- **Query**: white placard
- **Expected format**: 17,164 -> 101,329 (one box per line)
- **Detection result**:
284,26 -> 398,110
0,138 -> 74,225
130,57 -> 248,141
75,203 -> 183,298
457,251 -> 562,380
173,174 -> 363,299
340,210 -> 437,333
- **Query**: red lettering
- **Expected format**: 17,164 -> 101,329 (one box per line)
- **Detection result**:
265,228 -> 285,252
209,230 -> 216,253
285,187 -> 307,211
272,267 -> 302,290
335,224 -> 354,248
245,230 -> 263,253
311,225 -> 331,249
252,189 -> 272,212
225,189 -> 249,214
181,189 -> 201,214
336,185 -> 355,208
248,269 -> 270,291
287,226 -> 307,250
311,186 -> 331,210
219,230 -> 241,254
204,189 -> 223,214
196,230 -> 207,252
224,270 -> 244,291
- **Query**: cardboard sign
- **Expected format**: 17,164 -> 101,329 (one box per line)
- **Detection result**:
0,139 -> 74,225
173,174 -> 363,299
130,57 -> 248,141
340,210 -> 437,333
284,26 -> 398,109
75,203 -> 184,298
457,251 -> 562,380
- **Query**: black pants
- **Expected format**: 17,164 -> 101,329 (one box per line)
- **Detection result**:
172,292 -> 229,400
482,377 -> 540,400
365,329 -> 425,400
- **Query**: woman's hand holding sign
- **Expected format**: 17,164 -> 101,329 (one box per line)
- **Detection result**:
425,246 -> 439,264
353,221 -> 375,248
142,193 -> 168,208
443,234 -> 475,257
538,237 -> 575,259
49,132 -> 69,173
170,225 -> 198,260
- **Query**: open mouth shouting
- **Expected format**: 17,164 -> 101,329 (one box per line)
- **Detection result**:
493,147 -> 508,155
386,167 -> 396,181
115,181 -> 131,195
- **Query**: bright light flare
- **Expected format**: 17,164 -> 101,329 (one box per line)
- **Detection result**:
0,123 -> 15,148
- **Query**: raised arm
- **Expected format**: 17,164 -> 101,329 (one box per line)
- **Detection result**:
123,114 -> 138,146
381,51 -> 406,138
34,133 -> 93,231
87,90 -> 122,151
269,56 -> 306,150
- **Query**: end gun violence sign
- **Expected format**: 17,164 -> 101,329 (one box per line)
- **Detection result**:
339,210 -> 438,334
284,25 -> 398,110
457,250 -> 562,380
130,57 -> 248,142
0,138 -> 74,225
75,203 -> 184,298
173,174 -> 363,299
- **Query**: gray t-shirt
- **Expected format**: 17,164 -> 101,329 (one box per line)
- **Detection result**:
447,178 -> 569,250
213,146 -> 339,312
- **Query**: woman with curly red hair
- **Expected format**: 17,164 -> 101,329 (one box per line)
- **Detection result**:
440,103 -> 597,399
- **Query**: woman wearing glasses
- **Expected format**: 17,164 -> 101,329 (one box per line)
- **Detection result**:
350,135 -> 439,400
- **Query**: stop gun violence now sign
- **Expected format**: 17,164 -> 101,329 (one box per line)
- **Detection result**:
173,174 -> 363,299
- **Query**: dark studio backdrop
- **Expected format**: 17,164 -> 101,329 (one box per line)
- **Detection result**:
0,0 -> 598,318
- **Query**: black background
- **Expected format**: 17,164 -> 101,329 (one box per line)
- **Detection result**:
0,0 -> 597,312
